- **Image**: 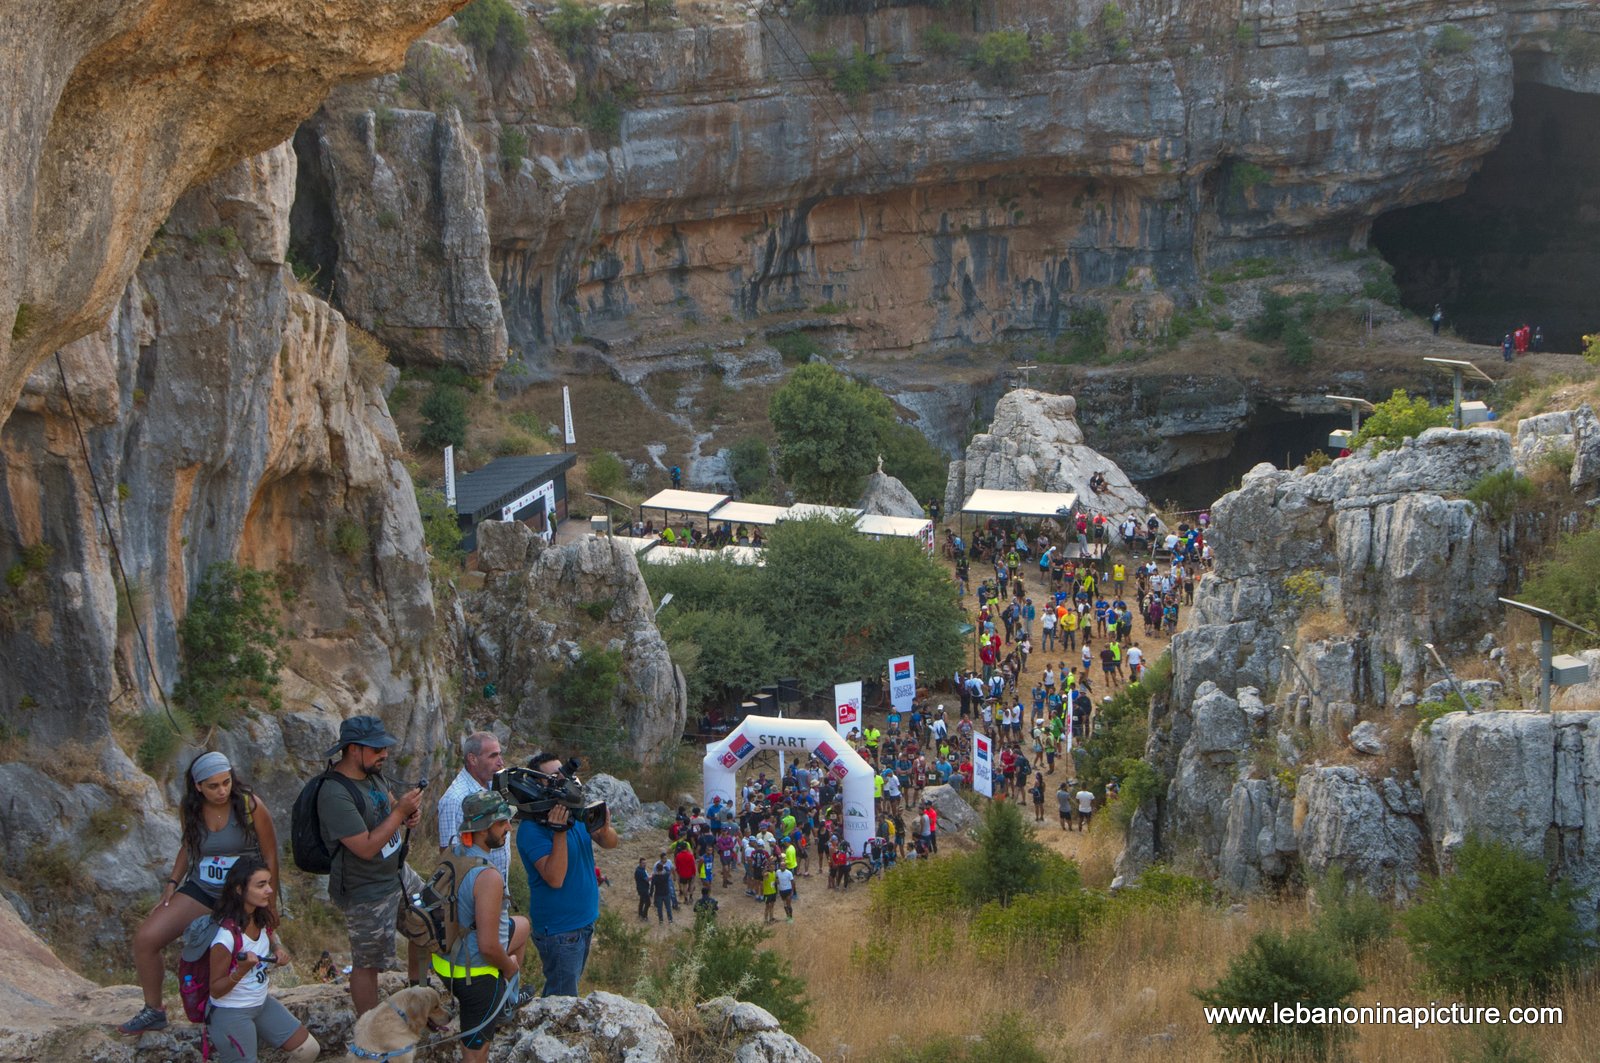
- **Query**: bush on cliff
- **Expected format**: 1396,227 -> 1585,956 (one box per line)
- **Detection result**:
174,562 -> 287,730
1348,388 -> 1449,454
420,385 -> 469,450
1521,525 -> 1600,643
1402,838 -> 1593,998
454,0 -> 528,72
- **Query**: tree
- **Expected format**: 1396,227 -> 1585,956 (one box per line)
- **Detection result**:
1195,929 -> 1362,1060
768,363 -> 895,503
877,421 -> 948,504
420,385 -> 469,450
974,30 -> 1030,85
174,562 -> 286,729
660,608 -> 780,709
1349,388 -> 1449,453
1401,837 -> 1592,997
454,0 -> 528,72
958,800 -> 1046,906
727,436 -> 771,497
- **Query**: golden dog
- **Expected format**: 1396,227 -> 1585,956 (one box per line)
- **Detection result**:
342,985 -> 451,1063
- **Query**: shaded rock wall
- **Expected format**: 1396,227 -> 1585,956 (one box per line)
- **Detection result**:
0,145 -> 450,840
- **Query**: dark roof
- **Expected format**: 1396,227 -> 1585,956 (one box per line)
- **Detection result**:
454,453 -> 576,520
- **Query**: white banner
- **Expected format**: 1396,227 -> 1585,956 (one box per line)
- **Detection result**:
888,654 -> 916,714
973,731 -> 994,797
834,681 -> 862,734
562,385 -> 575,446
444,445 -> 457,507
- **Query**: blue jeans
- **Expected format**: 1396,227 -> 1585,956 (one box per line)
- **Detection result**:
533,925 -> 593,997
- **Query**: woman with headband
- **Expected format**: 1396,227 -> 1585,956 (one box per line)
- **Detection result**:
119,751 -> 278,1036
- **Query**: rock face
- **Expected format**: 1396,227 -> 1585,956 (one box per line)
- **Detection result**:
944,389 -> 1149,518
857,469 -> 927,518
1127,427 -> 1554,901
282,4 -> 1598,366
0,146 -> 450,915
1513,402 -> 1600,491
465,529 -> 687,763
1,0 -> 468,422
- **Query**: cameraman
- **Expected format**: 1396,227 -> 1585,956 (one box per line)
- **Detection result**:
514,753 -> 619,996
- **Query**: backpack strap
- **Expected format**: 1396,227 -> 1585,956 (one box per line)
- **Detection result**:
321,770 -> 366,860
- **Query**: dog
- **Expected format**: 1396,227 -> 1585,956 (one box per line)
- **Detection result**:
343,985 -> 452,1063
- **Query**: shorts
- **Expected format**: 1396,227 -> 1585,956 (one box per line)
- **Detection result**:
337,864 -> 424,969
446,972 -> 511,1050
779,889 -> 794,900
207,996 -> 301,1062
177,879 -> 218,908
720,852 -> 736,866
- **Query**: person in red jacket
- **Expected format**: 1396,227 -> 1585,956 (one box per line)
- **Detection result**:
672,842 -> 698,905
1514,324 -> 1531,355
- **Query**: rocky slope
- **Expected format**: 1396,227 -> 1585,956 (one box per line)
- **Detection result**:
289,0 -> 1599,370
1121,421 -> 1600,919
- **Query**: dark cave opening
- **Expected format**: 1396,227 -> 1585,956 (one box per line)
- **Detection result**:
1137,409 -> 1347,512
287,125 -> 339,300
1371,80 -> 1600,354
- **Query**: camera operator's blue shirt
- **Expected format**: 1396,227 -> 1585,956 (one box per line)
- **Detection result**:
516,819 -> 599,935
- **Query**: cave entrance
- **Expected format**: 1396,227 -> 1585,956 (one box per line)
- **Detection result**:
1137,409 -> 1346,512
287,124 -> 339,300
1371,80 -> 1600,353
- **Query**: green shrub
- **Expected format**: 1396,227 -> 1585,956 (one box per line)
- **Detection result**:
770,331 -> 820,365
1195,928 -> 1362,1060
330,516 -> 370,560
922,24 -> 964,58
419,385 -> 469,450
1112,865 -> 1214,912
1044,305 -> 1109,364
135,712 -> 184,773
1283,568 -> 1325,605
498,126 -> 528,175
972,889 -> 1105,960
869,852 -> 969,924
1073,656 -> 1158,799
1402,837 -> 1593,997
973,30 -> 1030,85
1584,331 -> 1600,367
827,48 -> 891,99
1349,389 -> 1450,454
1313,865 -> 1392,955
545,0 -> 602,58
878,421 -> 947,504
727,437 -> 771,497
1282,319 -> 1314,366
454,0 -> 529,70
1521,526 -> 1600,644
875,1013 -> 1048,1063
1066,29 -> 1089,60
582,598 -> 614,622
1433,24 -> 1472,55
957,800 -> 1047,905
414,484 -> 465,577
585,907 -> 649,992
641,916 -> 812,1034
586,451 -> 626,495
1360,259 -> 1404,307
1464,468 -> 1534,522
173,562 -> 286,729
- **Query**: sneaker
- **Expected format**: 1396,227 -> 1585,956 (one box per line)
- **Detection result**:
117,1006 -> 169,1035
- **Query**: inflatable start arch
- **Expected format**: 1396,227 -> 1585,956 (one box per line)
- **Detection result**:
703,715 -> 876,857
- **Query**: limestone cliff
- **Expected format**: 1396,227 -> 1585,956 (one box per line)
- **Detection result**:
0,147 -> 451,910
1,0 -> 472,424
290,0 -> 1599,368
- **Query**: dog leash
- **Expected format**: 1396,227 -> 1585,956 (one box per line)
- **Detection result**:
347,974 -> 525,1061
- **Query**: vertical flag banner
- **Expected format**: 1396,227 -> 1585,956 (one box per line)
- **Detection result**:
562,385 -> 576,446
973,731 -> 993,797
834,681 -> 862,733
888,654 -> 916,714
444,445 -> 457,507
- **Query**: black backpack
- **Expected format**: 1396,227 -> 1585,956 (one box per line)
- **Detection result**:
290,769 -> 364,874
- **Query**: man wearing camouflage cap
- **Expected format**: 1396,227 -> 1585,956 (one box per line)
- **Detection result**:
437,790 -> 530,1063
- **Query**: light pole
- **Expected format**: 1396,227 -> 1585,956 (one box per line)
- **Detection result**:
1423,357 -> 1493,430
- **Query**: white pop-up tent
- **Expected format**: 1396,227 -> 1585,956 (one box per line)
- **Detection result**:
703,715 -> 877,857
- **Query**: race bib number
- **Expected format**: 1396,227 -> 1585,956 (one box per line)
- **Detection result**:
198,855 -> 238,886
380,831 -> 403,859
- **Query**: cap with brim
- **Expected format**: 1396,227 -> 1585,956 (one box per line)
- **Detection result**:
325,714 -> 399,758
460,790 -> 513,832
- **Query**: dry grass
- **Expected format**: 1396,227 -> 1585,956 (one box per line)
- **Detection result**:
1297,605 -> 1348,644
766,886 -> 1598,1062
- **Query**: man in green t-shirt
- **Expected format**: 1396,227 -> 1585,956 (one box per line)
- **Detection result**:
317,715 -> 426,1017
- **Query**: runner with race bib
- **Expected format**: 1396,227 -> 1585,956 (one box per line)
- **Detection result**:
120,752 -> 277,1036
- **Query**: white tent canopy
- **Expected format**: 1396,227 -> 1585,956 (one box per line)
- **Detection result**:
608,535 -> 658,556
961,488 -> 1078,520
710,501 -> 788,526
639,545 -> 718,565
855,514 -> 933,538
640,489 -> 732,516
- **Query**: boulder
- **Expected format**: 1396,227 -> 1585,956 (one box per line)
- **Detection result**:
856,469 -> 927,518
585,773 -> 645,832
478,518 -> 539,573
1347,721 -> 1384,755
921,785 -> 980,834
943,389 -> 1148,521
1571,404 -> 1600,490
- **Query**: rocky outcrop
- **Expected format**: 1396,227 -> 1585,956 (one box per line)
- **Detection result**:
1513,402 -> 1600,491
857,469 -> 926,518
921,784 -> 981,835
464,526 -> 687,762
1129,427 -> 1534,896
944,389 -> 1148,519
2,0 -> 468,423
293,96 -> 508,376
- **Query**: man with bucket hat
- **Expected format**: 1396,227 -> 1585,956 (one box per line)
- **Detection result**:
317,715 -> 428,1016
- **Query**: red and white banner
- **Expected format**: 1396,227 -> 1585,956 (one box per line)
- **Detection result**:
973,731 -> 994,798
834,681 -> 862,733
888,655 -> 916,714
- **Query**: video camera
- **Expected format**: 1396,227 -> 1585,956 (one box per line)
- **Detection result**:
493,758 -> 607,833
